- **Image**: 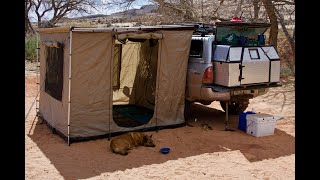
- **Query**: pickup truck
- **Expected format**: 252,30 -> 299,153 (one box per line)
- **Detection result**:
185,21 -> 281,117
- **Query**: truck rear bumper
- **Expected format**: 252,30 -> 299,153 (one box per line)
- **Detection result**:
207,82 -> 282,92
200,87 -> 230,101
199,82 -> 282,101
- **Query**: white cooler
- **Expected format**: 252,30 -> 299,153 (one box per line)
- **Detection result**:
246,113 -> 279,137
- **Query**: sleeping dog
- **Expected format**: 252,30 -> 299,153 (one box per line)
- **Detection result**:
110,132 -> 155,155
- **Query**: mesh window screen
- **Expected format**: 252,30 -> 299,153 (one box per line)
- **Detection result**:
45,45 -> 64,101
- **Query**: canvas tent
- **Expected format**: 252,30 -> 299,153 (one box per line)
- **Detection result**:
37,25 -> 195,144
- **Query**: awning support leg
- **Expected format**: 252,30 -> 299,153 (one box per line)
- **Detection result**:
225,101 -> 235,131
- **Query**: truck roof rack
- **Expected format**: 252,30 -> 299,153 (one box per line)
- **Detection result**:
174,22 -> 216,36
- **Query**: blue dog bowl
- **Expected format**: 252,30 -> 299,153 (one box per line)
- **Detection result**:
160,147 -> 170,154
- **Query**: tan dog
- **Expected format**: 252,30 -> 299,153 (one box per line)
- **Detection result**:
110,132 -> 155,155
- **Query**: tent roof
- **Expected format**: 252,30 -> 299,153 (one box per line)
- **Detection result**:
37,27 -> 71,33
38,25 -> 197,34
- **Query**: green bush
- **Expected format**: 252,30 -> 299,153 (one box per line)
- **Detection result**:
25,34 -> 38,62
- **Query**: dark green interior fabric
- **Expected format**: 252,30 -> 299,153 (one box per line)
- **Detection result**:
113,104 -> 154,127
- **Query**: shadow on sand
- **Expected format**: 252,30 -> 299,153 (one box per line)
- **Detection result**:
28,103 -> 294,180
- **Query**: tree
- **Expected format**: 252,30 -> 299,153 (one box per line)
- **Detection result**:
153,0 -> 225,23
275,8 -> 294,53
234,0 -> 244,17
253,0 -> 262,21
262,0 -> 295,47
105,0 -> 136,9
31,0 -> 101,28
274,2 -> 295,75
153,0 -> 196,22
262,0 -> 278,47
25,0 -> 35,34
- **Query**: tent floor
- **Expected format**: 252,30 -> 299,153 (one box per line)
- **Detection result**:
113,104 -> 154,127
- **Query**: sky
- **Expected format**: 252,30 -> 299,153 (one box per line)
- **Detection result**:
29,0 -> 153,22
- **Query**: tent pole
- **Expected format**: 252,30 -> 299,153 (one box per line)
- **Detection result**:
67,28 -> 73,146
108,34 -> 115,141
155,39 -> 162,132
36,32 -> 40,117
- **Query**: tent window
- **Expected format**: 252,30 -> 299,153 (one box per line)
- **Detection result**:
189,40 -> 203,58
249,48 -> 260,59
45,45 -> 64,101
113,44 -> 122,89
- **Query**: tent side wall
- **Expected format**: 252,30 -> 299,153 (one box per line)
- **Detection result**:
152,30 -> 194,126
69,32 -> 114,138
39,32 -> 70,136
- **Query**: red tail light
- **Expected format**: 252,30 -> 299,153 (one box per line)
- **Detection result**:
202,66 -> 214,84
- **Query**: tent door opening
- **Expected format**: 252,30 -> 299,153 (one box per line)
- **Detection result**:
112,38 -> 159,128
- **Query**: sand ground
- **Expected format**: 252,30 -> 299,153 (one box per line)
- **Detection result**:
25,72 -> 295,180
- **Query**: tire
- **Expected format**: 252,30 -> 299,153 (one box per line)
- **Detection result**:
184,100 -> 192,120
220,99 -> 249,115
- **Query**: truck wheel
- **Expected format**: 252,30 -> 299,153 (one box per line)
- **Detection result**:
184,100 -> 192,120
220,100 -> 249,115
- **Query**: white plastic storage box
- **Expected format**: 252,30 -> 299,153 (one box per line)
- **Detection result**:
246,113 -> 278,137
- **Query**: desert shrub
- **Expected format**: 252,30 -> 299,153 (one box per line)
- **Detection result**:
25,34 -> 38,62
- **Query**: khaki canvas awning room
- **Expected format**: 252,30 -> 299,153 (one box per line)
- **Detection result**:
37,25 -> 195,145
